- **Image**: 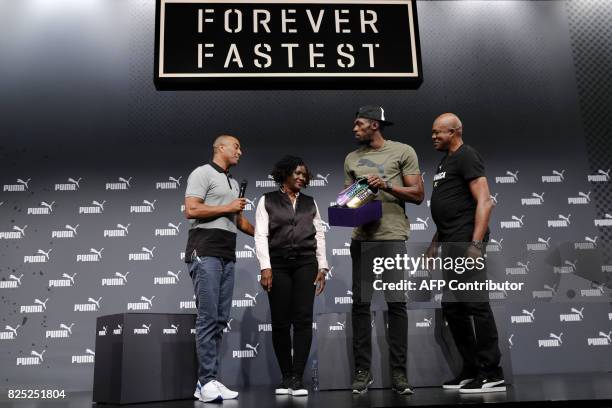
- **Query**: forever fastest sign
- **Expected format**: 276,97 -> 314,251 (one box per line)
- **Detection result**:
155,0 -> 422,89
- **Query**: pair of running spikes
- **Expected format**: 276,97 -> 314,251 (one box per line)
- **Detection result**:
335,177 -> 379,209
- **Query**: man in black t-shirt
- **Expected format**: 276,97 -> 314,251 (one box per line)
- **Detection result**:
428,113 -> 505,393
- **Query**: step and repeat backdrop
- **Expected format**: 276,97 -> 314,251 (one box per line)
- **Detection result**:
0,0 -> 611,391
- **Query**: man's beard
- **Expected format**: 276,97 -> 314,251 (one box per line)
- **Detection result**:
356,136 -> 371,145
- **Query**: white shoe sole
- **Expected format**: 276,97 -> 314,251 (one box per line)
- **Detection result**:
291,389 -> 308,397
275,388 -> 290,395
393,387 -> 414,395
443,379 -> 474,390
460,385 -> 506,394
352,379 -> 373,394
199,394 -> 223,402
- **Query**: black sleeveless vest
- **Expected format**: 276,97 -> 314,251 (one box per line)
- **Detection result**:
264,190 -> 317,258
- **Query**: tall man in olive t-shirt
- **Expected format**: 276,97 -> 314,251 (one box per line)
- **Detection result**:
344,106 -> 424,394
428,113 -> 505,394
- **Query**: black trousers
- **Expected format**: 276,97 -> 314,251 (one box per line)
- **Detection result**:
351,240 -> 407,373
440,240 -> 503,379
267,255 -> 318,379
442,301 -> 503,378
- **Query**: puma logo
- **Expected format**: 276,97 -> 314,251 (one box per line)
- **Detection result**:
143,200 -> 157,209
490,238 -> 503,249
31,350 -> 46,362
552,170 -> 565,180
564,260 -> 577,271
246,343 -> 260,354
41,201 -> 55,211
12,225 -> 27,236
5,325 -> 20,336
59,323 -> 75,335
549,333 -> 563,344
517,261 -> 530,272
140,296 -> 155,307
66,224 -> 79,235
522,309 -> 535,320
88,297 -> 102,309
168,222 -> 181,232
599,331 -> 612,342
245,292 -> 260,304
118,177 -> 132,187
68,177 -> 83,188
9,274 -> 24,286
570,307 -> 584,319
506,170 -> 519,181
558,214 -> 571,224
416,217 -> 429,227
34,298 -> 49,310
167,270 -> 181,281
61,273 -> 77,285
90,248 -> 104,258
17,178 -> 31,188
578,191 -> 591,202
538,237 -> 551,248
37,249 -> 52,260
316,173 -> 330,183
117,224 -> 130,233
114,272 -> 130,282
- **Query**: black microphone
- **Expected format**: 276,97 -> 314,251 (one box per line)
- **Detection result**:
239,180 -> 248,198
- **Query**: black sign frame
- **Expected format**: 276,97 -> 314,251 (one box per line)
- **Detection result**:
154,0 -> 422,90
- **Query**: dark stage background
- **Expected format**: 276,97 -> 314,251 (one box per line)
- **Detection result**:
0,0 -> 610,392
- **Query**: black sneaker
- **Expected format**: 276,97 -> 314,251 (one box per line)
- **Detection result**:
391,371 -> 414,395
275,377 -> 292,395
289,376 -> 308,397
352,370 -> 373,394
459,376 -> 506,393
442,373 -> 476,390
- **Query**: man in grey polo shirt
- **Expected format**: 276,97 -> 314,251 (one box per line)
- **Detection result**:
184,134 -> 254,402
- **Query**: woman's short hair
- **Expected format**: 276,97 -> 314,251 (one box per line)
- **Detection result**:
270,155 -> 312,187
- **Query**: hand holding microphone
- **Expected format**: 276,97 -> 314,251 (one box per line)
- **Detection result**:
226,180 -> 249,213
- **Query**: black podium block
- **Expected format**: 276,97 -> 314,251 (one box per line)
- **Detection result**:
93,313 -> 197,404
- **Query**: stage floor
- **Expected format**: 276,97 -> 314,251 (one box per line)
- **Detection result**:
1,373 -> 611,408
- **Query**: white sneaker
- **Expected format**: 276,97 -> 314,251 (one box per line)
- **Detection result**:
289,377 -> 308,397
194,380 -> 202,399
212,380 -> 239,400
199,380 -> 222,402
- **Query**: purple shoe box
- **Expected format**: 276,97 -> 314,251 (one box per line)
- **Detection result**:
328,200 -> 382,227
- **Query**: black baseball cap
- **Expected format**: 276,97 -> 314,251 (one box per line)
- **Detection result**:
356,105 -> 393,126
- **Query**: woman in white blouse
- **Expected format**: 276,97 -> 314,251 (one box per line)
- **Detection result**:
254,155 -> 329,397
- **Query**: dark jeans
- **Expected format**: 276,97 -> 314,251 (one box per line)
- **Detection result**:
442,301 -> 503,378
189,256 -> 235,384
267,255 -> 318,379
350,240 -> 407,373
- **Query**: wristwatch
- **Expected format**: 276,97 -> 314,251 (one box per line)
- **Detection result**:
385,180 -> 393,191
470,240 -> 484,250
